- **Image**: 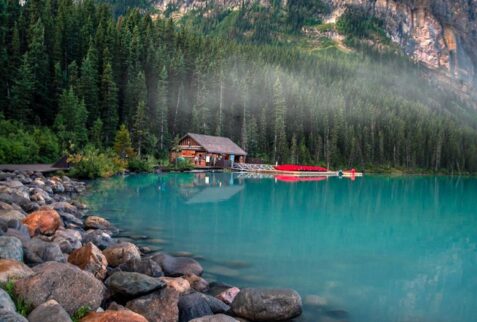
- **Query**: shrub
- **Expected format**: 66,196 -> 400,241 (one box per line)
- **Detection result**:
69,146 -> 126,179
128,155 -> 157,172
0,119 -> 60,164
3,280 -> 32,317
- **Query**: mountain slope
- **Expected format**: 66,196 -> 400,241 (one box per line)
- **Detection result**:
155,0 -> 477,87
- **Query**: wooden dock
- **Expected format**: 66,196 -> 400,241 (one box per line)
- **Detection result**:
0,164 -> 66,173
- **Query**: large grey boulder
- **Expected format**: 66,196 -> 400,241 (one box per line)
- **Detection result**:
105,271 -> 165,298
152,253 -> 203,277
14,262 -> 106,315
113,257 -> 163,277
0,209 -> 25,222
0,309 -> 29,322
179,292 -> 230,322
0,236 -> 23,261
126,288 -> 179,322
190,314 -> 240,322
23,238 -> 65,265
27,299 -> 72,322
0,288 -> 15,312
83,229 -> 115,250
231,288 -> 302,321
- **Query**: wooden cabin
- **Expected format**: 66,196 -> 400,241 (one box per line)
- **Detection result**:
170,133 -> 247,168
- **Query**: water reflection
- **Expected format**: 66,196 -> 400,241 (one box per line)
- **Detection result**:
85,174 -> 477,322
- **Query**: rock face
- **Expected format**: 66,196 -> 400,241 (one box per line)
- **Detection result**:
102,242 -> 141,267
126,288 -> 180,322
27,299 -> 72,322
0,259 -> 34,284
152,253 -> 203,277
80,310 -> 148,322
14,262 -> 106,315
23,209 -> 62,237
155,0 -> 477,85
231,288 -> 302,321
105,271 -> 166,298
68,242 -> 108,280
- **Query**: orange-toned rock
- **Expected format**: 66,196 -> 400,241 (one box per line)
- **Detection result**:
102,242 -> 140,267
68,242 -> 108,280
23,209 -> 61,237
160,276 -> 191,294
80,310 -> 148,322
0,259 -> 34,285
184,273 -> 209,292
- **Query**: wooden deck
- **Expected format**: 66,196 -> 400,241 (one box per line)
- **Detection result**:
0,164 -> 66,173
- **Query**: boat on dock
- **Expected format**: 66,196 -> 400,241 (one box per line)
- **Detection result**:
231,163 -> 363,178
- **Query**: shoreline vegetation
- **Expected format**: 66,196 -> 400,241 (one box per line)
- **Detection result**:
0,169 -> 304,322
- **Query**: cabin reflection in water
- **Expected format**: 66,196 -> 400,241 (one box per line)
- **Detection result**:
173,172 -> 244,204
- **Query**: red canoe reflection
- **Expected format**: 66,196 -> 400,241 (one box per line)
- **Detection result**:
275,175 -> 328,183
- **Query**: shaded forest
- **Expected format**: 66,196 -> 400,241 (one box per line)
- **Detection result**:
1,0 -> 477,173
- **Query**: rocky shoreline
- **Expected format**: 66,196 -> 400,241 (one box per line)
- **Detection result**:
0,170 -> 303,322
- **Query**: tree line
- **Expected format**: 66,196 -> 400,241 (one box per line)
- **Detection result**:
0,0 -> 477,173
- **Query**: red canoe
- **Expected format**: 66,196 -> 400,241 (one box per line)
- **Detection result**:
275,175 -> 327,182
274,164 -> 328,172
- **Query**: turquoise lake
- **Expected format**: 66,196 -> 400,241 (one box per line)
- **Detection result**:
85,173 -> 477,322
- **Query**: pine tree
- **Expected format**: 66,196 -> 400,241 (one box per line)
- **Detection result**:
133,100 -> 147,157
100,49 -> 118,146
78,44 -> 99,126
157,65 -> 169,153
91,118 -> 103,148
54,87 -> 88,150
10,54 -> 34,123
272,76 -> 288,163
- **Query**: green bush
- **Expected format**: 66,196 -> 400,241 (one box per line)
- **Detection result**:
0,119 -> 60,164
69,146 -> 126,179
128,155 -> 157,172
2,280 -> 32,317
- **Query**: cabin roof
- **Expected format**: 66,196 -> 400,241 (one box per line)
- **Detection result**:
181,133 -> 247,156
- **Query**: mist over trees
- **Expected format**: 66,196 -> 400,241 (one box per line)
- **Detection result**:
1,0 -> 477,172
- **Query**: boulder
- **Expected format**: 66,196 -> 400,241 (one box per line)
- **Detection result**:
216,287 -> 240,305
0,309 -> 29,322
103,243 -> 140,267
27,299 -> 72,322
83,230 -> 115,250
29,188 -> 53,205
114,257 -> 163,277
0,259 -> 34,285
0,288 -> 15,312
14,262 -> 106,315
53,229 -> 82,253
23,238 -> 66,265
22,209 -> 62,237
151,253 -> 203,277
184,273 -> 209,292
105,271 -> 165,298
59,212 -> 83,230
80,310 -> 148,322
178,292 -> 230,322
84,216 -> 112,230
126,287 -> 179,322
0,236 -> 23,261
48,202 -> 80,217
68,242 -> 108,280
231,288 -> 302,321
0,191 -> 31,211
190,314 -> 240,322
160,276 -> 191,294
0,209 -> 25,222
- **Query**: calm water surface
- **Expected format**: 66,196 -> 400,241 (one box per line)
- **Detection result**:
85,173 -> 477,322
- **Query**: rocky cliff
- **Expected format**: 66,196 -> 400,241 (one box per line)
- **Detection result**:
156,0 -> 477,84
